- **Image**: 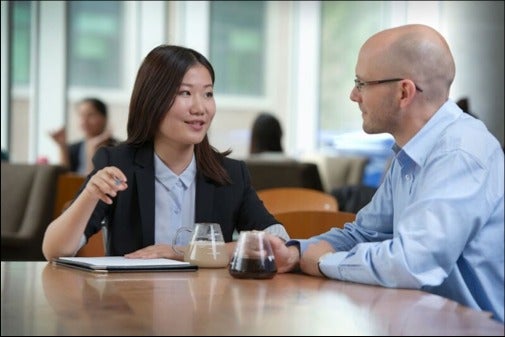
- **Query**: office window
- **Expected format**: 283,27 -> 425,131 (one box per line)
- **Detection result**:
319,1 -> 394,187
10,1 -> 32,86
209,1 -> 266,96
67,1 -> 123,88
319,1 -> 390,138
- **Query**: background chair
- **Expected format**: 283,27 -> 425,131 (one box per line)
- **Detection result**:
52,173 -> 105,257
332,184 -> 377,213
257,187 -> 338,215
275,210 -> 356,239
1,162 -> 67,260
300,153 -> 369,192
245,159 -> 324,191
53,173 -> 86,218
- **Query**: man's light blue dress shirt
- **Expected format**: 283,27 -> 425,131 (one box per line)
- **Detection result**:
301,100 -> 504,322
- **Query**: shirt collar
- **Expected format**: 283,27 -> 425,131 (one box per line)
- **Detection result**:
154,153 -> 197,190
394,100 -> 461,168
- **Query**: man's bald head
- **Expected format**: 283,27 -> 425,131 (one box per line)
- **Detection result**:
359,24 -> 455,103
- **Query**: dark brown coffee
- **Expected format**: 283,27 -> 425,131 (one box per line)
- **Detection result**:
229,257 -> 277,279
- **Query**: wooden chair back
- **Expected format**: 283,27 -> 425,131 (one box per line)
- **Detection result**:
53,173 -> 105,257
53,173 -> 86,218
257,187 -> 338,215
275,210 -> 356,239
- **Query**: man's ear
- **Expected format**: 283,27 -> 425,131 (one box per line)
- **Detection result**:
399,79 -> 418,108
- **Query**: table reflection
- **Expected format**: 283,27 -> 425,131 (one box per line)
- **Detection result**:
42,263 -> 203,335
319,280 -> 498,335
1,262 -> 501,336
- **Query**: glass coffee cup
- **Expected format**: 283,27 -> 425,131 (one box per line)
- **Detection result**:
229,230 -> 277,279
173,223 -> 229,268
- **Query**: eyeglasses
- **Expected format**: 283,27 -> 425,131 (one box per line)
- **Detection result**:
354,78 -> 423,92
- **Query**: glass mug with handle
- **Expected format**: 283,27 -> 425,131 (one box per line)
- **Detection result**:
172,222 -> 229,268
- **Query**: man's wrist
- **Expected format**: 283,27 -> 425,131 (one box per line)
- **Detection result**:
285,241 -> 301,272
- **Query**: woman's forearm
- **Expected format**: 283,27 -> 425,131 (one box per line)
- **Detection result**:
42,190 -> 100,260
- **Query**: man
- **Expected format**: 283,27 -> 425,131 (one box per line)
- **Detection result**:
268,24 -> 504,322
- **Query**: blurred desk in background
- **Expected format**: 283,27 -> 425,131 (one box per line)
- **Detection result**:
1,261 -> 503,336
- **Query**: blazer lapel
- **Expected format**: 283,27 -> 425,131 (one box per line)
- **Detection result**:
134,144 -> 155,246
195,173 -> 215,221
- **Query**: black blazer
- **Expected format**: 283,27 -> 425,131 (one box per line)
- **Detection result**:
81,142 -> 276,255
68,141 -> 84,173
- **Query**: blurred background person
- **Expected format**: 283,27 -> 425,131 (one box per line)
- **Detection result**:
50,97 -> 119,175
249,112 -> 291,161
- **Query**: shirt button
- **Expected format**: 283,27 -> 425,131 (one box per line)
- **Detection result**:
174,209 -> 180,214
405,174 -> 411,180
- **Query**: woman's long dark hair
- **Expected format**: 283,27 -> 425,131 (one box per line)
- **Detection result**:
126,45 -> 231,185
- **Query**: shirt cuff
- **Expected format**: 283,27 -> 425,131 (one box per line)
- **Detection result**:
318,252 -> 333,277
264,223 -> 290,242
317,251 -> 348,280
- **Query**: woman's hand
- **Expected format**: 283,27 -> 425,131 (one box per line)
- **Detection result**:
82,166 -> 128,204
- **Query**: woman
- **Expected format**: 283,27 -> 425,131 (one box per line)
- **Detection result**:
43,45 -> 288,261
249,112 -> 283,155
50,97 -> 118,175
249,112 -> 294,162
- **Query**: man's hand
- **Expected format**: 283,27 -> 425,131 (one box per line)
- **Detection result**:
300,240 -> 334,277
265,234 -> 300,273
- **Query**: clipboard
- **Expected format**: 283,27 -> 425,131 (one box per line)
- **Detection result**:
53,256 -> 198,273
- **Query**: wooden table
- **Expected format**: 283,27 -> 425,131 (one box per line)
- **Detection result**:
1,261 -> 503,335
